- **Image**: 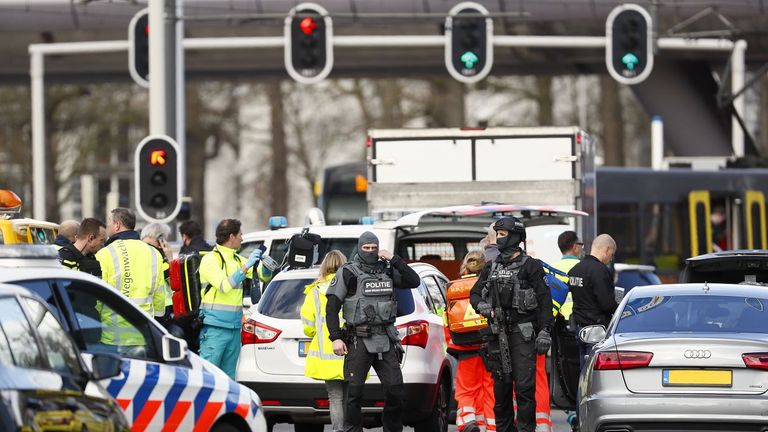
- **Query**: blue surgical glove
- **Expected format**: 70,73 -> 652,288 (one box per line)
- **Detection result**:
245,248 -> 263,269
227,269 -> 247,288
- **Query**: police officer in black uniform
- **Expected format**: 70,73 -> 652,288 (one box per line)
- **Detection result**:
567,233 -> 618,364
58,217 -> 106,278
326,231 -> 421,432
469,217 -> 554,432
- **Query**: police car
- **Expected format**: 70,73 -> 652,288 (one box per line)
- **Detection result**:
0,246 -> 267,432
237,262 -> 454,432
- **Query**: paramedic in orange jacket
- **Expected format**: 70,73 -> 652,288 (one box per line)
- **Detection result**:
447,251 -> 496,432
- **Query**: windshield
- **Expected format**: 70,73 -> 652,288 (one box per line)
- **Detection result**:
616,294 -> 767,334
258,276 -> 416,319
269,238 -> 359,266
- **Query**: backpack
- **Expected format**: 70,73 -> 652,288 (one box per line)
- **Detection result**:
285,228 -> 324,269
445,275 -> 488,346
169,254 -> 203,318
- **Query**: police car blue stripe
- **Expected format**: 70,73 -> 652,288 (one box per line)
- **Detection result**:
224,376 -> 240,413
132,363 -> 161,421
193,369 -> 216,422
164,366 -> 189,421
106,360 -> 130,397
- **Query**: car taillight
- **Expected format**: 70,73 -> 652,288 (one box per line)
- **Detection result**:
261,400 -> 282,406
396,320 -> 429,349
742,353 -> 768,370
314,399 -> 330,408
595,351 -> 653,370
241,319 -> 281,345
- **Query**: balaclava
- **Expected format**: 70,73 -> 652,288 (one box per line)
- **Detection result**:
357,231 -> 380,265
494,217 -> 525,259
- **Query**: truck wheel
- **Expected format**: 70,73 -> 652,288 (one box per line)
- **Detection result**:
415,378 -> 449,432
294,423 -> 325,432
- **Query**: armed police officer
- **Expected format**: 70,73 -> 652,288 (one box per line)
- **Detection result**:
326,231 -> 421,432
470,217 -> 554,432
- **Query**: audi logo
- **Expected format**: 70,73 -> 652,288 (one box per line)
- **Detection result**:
684,349 -> 712,359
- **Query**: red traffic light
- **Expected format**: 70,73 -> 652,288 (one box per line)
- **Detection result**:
299,17 -> 317,35
150,149 -> 167,166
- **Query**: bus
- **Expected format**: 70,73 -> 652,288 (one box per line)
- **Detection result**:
319,162 -> 367,225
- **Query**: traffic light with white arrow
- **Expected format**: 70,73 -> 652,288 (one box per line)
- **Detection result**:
135,135 -> 181,223
606,4 -> 654,85
445,2 -> 493,84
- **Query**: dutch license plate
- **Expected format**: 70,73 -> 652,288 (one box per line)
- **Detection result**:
662,369 -> 732,387
298,340 -> 310,357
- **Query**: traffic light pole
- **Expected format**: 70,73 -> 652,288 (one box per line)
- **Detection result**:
28,34 -> 747,220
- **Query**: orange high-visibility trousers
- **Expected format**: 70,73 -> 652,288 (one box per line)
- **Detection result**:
455,355 -> 496,432
511,354 -> 552,432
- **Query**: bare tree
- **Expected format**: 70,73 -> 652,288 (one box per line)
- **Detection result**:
268,80 -> 288,217
600,76 -> 625,166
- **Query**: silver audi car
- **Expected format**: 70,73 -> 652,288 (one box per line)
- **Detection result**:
576,283 -> 768,432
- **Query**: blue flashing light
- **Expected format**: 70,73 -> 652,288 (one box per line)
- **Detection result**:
359,216 -> 375,225
268,216 -> 288,230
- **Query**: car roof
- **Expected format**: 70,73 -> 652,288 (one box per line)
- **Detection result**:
626,283 -> 768,299
243,224 -> 379,242
269,261 -> 444,281
0,245 -> 61,269
685,249 -> 768,265
0,282 -> 37,297
614,263 -> 656,272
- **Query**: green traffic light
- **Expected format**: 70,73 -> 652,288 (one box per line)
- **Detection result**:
621,52 -> 639,71
460,51 -> 479,69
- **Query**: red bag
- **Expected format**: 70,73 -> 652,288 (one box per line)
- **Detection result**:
169,254 -> 203,318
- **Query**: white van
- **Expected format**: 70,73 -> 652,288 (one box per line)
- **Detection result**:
242,204 -> 585,282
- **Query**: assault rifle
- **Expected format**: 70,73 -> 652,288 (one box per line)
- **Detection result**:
486,264 -> 513,381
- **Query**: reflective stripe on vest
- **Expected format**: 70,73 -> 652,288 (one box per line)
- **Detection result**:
306,288 -> 338,361
200,302 -> 241,312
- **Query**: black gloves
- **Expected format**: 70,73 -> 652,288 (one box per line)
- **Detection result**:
535,329 -> 552,354
476,301 -> 493,318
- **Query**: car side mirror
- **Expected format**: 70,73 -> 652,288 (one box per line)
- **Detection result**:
162,334 -> 188,362
578,325 -> 607,344
243,297 -> 253,308
90,353 -> 122,380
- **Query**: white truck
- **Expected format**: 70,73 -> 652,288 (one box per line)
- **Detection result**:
365,126 -> 597,267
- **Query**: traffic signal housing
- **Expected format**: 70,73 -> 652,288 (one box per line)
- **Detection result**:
606,4 -> 653,85
285,3 -> 333,84
135,135 -> 181,223
128,8 -> 149,88
445,2 -> 493,84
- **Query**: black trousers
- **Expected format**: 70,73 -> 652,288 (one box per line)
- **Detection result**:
492,329 -> 536,432
344,338 -> 404,432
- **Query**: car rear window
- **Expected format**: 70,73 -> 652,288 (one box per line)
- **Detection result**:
616,294 -> 767,334
258,277 -> 416,319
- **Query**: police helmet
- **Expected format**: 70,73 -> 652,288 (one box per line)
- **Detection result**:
493,216 -> 526,243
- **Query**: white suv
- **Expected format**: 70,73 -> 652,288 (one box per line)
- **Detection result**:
237,262 -> 453,432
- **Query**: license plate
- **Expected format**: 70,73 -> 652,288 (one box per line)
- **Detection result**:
298,340 -> 310,357
662,369 -> 732,387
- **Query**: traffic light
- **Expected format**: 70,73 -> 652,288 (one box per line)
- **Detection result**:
134,135 -> 181,223
445,2 -> 493,84
606,4 -> 653,85
128,8 -> 149,88
285,3 -> 333,84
